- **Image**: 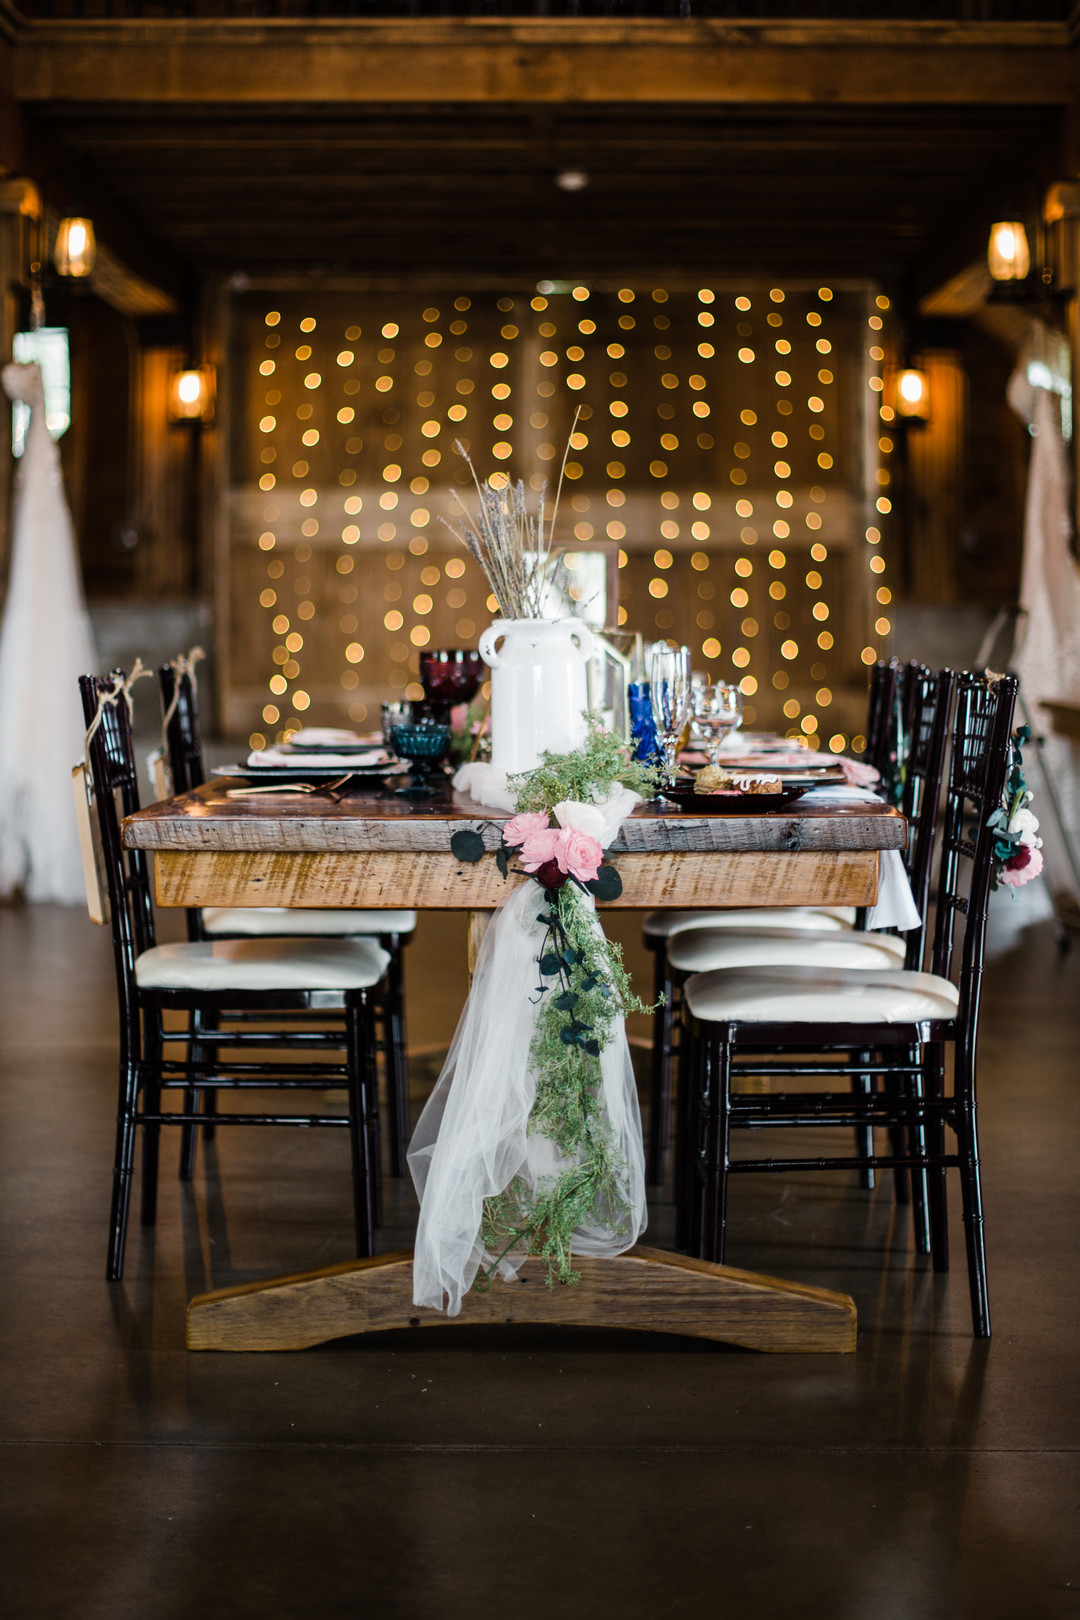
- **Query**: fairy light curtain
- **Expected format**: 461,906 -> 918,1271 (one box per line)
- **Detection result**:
223,283 -> 894,750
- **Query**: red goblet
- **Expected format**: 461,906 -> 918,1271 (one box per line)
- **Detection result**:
418,648 -> 485,724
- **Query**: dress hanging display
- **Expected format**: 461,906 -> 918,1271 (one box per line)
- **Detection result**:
0,361 -> 97,903
1008,335 -> 1080,900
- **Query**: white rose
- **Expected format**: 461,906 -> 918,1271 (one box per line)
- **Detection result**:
553,799 -> 607,841
1009,808 -> 1040,846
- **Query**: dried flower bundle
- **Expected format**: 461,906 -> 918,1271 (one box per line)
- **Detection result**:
442,413 -> 579,621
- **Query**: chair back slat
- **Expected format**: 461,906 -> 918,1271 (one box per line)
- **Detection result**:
158,661 -> 208,941
865,659 -> 901,789
930,673 -> 1019,1019
158,662 -> 206,793
79,672 -> 157,987
898,666 -> 955,971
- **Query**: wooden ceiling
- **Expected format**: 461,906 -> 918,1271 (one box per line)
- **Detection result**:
28,99 -> 1064,284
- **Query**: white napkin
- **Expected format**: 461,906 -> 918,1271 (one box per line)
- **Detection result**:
247,746 -> 390,769
802,785 -> 920,932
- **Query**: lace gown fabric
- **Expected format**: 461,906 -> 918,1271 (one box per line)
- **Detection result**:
408,881 -> 647,1316
0,362 -> 97,903
1009,345 -> 1080,898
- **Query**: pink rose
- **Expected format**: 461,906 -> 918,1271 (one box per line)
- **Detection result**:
519,826 -> 562,871
1000,844 -> 1044,888
557,827 -> 604,884
504,811 -> 551,849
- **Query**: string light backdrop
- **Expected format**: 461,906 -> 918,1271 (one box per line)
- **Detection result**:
222,283 -> 894,751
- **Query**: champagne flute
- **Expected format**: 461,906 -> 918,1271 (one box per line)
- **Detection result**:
649,643 -> 693,793
694,682 -> 744,767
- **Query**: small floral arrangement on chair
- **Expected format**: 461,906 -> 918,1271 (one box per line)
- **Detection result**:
988,726 -> 1043,891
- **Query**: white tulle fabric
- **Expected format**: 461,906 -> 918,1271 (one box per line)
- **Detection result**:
798,785 -> 921,931
453,761 -> 640,841
408,879 -> 647,1315
0,362 -> 97,903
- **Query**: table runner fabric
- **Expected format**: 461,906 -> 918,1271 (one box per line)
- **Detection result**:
802,785 -> 920,931
408,879 -> 647,1315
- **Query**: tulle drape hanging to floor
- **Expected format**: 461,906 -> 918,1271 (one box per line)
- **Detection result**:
0,361 -> 97,903
408,879 -> 648,1317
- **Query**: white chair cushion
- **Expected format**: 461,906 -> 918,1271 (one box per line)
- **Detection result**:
668,927 -> 908,975
135,936 -> 390,993
684,964 -> 959,1025
201,907 -> 416,937
642,906 -> 858,940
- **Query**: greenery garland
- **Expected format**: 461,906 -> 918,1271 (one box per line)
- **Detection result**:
450,714 -> 660,1291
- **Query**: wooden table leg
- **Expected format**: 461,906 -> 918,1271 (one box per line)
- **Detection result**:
467,911 -> 490,975
186,1245 -> 856,1354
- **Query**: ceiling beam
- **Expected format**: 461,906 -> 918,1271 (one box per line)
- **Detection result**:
12,19 -> 1072,110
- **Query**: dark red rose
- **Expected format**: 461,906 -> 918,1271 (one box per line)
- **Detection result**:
532,858 -> 568,891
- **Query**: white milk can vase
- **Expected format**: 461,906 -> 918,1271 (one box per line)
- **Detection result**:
478,618 -> 596,774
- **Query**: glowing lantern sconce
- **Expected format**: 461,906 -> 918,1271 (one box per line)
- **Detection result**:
987,221 -> 1031,283
54,217 -> 97,279
168,366 -> 216,424
893,367 -> 930,421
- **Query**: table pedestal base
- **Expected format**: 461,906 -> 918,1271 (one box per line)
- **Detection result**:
186,1245 -> 856,1353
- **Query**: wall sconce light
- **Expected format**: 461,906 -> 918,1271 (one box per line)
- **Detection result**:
54,216 -> 96,279
987,221 -> 1031,283
168,365 -> 216,424
893,367 -> 930,421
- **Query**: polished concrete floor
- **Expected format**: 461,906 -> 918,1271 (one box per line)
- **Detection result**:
1,900 -> 1078,1619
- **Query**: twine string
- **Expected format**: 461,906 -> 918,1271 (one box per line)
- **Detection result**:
83,660 -> 153,755
160,645 -> 206,755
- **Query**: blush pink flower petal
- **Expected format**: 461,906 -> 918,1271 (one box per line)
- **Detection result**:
503,810 -> 551,849
558,827 -> 604,884
1000,844 -> 1044,888
519,826 -> 562,872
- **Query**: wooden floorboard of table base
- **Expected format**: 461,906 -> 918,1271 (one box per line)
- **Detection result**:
186,1246 -> 857,1354
153,847 -> 880,910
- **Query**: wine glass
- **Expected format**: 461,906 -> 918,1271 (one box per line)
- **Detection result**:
693,683 -> 744,767
649,644 -> 693,793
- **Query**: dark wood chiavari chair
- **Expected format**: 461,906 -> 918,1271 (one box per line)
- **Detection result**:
157,659 -> 415,1180
677,673 -> 1017,1337
81,669 -> 389,1281
642,658 -> 939,1186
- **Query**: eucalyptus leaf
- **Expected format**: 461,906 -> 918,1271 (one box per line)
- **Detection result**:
450,828 -> 486,864
586,864 -> 623,903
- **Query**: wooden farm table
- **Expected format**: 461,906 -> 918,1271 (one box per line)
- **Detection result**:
123,780 -> 906,1355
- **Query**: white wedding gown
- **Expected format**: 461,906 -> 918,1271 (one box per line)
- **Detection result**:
0,361 -> 97,903
1008,339 -> 1080,902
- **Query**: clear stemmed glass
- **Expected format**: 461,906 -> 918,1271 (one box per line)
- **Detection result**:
649,643 -> 693,793
693,682 -> 744,767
